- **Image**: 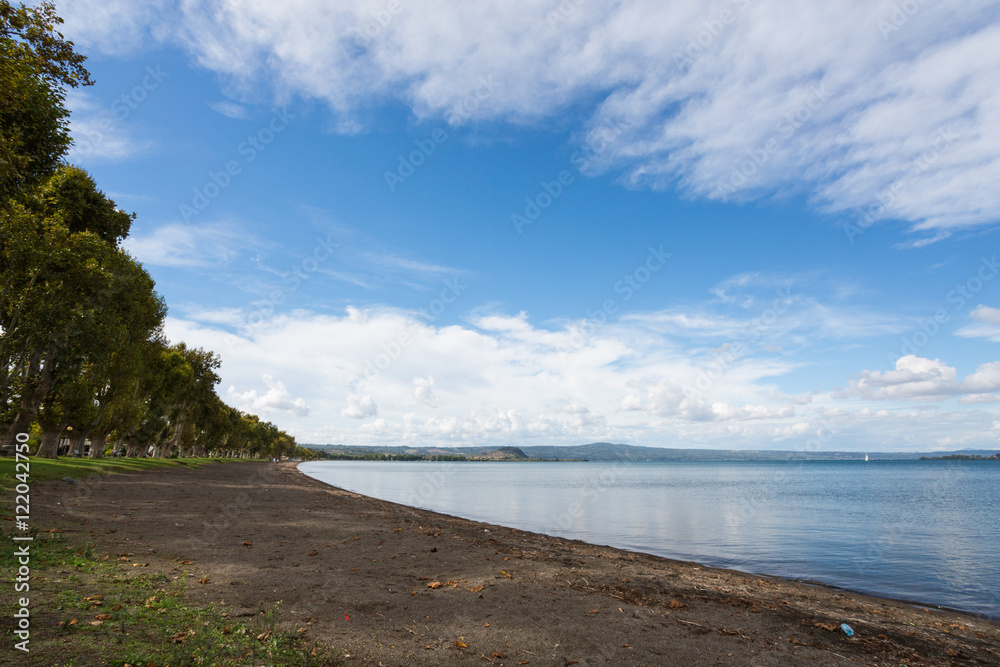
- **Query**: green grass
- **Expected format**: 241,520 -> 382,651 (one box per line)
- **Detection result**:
0,457 -> 253,491
0,530 -> 340,666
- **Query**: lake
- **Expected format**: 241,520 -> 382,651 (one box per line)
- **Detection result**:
298,459 -> 1000,619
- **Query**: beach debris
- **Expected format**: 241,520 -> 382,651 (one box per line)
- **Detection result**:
427,581 -> 443,589
840,623 -> 855,637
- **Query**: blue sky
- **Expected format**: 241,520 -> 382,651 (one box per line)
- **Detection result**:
55,0 -> 1000,451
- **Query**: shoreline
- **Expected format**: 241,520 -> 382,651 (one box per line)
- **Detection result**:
27,460 -> 1000,665
297,459 -> 999,623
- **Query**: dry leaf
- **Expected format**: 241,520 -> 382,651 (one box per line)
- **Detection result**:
588,609 -> 599,614
256,631 -> 271,641
813,622 -> 838,632
668,600 -> 686,609
427,581 -> 443,589
94,614 -> 112,621
454,640 -> 468,648
198,577 -> 210,584
90,620 -> 103,626
242,541 -> 253,548
468,585 -> 485,592
491,651 -> 507,658
309,550 -> 319,556
170,632 -> 188,643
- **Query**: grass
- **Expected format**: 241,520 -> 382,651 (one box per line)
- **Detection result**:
0,531 -> 340,665
0,457 -> 253,492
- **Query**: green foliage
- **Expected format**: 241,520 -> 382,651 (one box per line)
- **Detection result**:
0,1 -> 91,199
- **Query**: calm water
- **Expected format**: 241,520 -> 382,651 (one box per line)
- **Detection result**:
299,460 -> 1000,619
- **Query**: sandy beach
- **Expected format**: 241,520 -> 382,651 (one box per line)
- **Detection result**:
27,461 -> 1000,665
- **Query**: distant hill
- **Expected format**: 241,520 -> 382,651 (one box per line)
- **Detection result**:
302,442 -> 1000,462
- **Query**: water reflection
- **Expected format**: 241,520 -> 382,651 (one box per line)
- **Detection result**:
299,459 -> 1000,619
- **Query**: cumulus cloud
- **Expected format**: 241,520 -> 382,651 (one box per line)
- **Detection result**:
228,374 -> 310,416
58,0 -> 1000,235
341,393 -> 378,419
413,376 -> 441,407
838,356 -> 1000,401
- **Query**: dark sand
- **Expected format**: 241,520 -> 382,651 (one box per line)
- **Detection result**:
30,461 -> 1000,665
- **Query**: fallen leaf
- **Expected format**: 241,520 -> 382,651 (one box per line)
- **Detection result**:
309,550 -> 319,556
90,620 -> 103,627
813,622 -> 838,632
468,585 -> 485,592
427,581 -> 443,589
668,600 -> 686,609
491,651 -> 507,659
256,631 -> 271,641
454,640 -> 468,648
588,609 -> 599,614
242,541 -> 253,548
198,577 -> 210,584
94,614 -> 112,621
170,632 -> 188,643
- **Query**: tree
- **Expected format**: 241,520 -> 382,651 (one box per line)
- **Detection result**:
0,1 -> 91,200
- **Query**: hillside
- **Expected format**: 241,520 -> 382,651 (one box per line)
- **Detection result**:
303,442 -> 1000,462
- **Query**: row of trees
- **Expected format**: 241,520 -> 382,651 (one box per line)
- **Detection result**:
1,2 -> 307,460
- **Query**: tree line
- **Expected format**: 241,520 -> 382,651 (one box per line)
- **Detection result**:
0,2 -> 317,460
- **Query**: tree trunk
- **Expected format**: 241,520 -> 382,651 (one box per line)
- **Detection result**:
88,436 -> 107,458
36,420 -> 67,458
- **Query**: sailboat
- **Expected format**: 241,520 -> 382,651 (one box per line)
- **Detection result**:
865,453 -> 869,462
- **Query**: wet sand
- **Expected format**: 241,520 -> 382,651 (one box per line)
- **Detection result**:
31,460 -> 1000,665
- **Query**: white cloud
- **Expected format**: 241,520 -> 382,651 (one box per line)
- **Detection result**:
341,393 -> 378,419
55,0 -> 995,234
956,305 -> 1000,342
210,101 -> 249,119
123,220 -> 265,268
838,355 -> 1000,401
413,376 -> 442,407
67,91 -> 152,162
227,374 -> 310,417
